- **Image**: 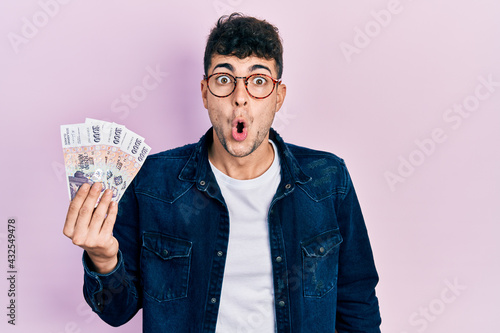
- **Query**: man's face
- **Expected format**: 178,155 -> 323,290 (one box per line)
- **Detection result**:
201,54 -> 286,158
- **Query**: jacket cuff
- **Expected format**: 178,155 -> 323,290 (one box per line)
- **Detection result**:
82,250 -> 125,313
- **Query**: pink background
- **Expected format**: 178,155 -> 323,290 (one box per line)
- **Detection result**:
1,0 -> 499,332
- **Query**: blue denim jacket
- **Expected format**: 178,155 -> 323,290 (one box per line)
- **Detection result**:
82,128 -> 381,332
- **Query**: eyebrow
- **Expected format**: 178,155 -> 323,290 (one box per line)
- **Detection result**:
212,63 -> 273,76
213,63 -> 234,72
249,64 -> 272,75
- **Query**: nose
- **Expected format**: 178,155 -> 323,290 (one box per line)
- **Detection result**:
232,77 -> 248,106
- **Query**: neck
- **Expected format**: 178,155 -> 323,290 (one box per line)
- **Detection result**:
208,133 -> 275,180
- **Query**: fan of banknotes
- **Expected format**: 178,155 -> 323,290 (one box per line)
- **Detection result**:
61,118 -> 151,203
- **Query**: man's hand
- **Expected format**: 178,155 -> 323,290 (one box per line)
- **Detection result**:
63,182 -> 119,274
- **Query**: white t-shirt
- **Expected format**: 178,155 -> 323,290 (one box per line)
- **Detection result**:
210,140 -> 281,333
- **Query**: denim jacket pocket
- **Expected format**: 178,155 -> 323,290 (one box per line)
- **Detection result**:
301,228 -> 343,298
141,232 -> 192,302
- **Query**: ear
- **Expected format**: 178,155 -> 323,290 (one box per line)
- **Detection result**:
201,79 -> 208,109
275,83 -> 287,112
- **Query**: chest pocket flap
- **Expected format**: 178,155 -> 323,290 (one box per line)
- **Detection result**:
301,228 -> 343,258
141,232 -> 192,302
300,228 -> 343,297
143,232 -> 192,260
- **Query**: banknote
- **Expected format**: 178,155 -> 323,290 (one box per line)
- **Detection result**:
61,119 -> 150,203
61,124 -> 100,200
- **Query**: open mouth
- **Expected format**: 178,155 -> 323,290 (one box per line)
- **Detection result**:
236,122 -> 244,133
232,119 -> 248,142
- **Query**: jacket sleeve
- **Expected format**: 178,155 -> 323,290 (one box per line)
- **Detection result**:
335,164 -> 381,332
82,180 -> 142,327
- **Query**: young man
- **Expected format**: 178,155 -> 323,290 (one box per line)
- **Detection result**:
63,13 -> 381,332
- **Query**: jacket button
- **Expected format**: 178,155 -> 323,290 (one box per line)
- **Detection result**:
319,247 -> 325,254
163,250 -> 169,256
200,180 -> 206,186
211,298 -> 217,303
275,256 -> 282,263
217,251 -> 223,257
285,184 -> 291,190
278,300 -> 285,307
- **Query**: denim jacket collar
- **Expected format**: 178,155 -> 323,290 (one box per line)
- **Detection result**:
178,127 -> 312,194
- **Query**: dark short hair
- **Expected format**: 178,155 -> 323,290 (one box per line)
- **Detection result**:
204,13 -> 284,79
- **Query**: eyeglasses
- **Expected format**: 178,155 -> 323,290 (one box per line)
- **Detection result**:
204,73 -> 281,99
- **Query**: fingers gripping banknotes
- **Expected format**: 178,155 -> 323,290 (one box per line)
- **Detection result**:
60,119 -> 151,202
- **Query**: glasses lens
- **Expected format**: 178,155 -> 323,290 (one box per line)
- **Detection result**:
208,74 -> 235,97
247,74 -> 275,98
